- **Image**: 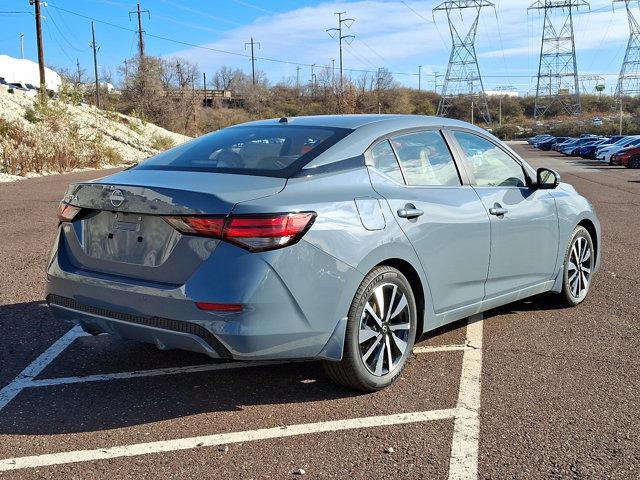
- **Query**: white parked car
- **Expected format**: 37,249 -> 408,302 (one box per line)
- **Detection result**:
596,136 -> 640,162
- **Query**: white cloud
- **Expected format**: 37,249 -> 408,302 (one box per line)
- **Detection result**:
165,0 -> 635,91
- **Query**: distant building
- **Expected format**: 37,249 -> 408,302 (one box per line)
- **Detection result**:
0,54 -> 62,92
485,90 -> 519,97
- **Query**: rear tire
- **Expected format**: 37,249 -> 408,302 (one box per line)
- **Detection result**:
323,266 -> 417,392
555,226 -> 595,307
629,156 -> 640,169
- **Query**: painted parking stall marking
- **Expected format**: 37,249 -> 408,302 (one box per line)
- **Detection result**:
0,315 -> 483,479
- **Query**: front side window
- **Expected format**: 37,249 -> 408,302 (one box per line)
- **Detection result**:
368,140 -> 405,183
452,131 -> 527,188
391,131 -> 461,186
136,125 -> 351,176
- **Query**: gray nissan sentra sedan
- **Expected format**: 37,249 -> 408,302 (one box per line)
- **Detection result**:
47,115 -> 600,391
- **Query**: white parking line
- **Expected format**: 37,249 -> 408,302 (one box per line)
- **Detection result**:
28,360 -> 291,387
0,326 -> 87,412
448,315 -> 483,480
0,409 -> 457,471
413,344 -> 470,354
0,317 -> 483,478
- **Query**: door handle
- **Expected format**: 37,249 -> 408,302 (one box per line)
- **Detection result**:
489,205 -> 509,216
397,208 -> 424,219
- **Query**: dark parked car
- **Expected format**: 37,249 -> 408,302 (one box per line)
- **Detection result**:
538,137 -> 570,151
576,139 -> 610,159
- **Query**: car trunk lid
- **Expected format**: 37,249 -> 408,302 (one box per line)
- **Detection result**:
60,170 -> 286,283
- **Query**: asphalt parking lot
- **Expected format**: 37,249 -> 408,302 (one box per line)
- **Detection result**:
0,144 -> 639,479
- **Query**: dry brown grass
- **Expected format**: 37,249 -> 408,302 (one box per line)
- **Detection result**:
0,109 -> 124,176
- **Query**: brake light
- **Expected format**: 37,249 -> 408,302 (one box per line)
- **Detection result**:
164,212 -> 316,252
164,216 -> 225,237
196,302 -> 242,312
57,203 -> 81,222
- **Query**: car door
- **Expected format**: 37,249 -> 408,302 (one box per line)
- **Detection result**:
449,129 -> 559,298
366,129 -> 490,314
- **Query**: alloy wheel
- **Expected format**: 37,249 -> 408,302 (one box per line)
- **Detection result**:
358,283 -> 411,376
567,236 -> 593,299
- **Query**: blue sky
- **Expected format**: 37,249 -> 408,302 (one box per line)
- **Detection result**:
0,0 -> 633,94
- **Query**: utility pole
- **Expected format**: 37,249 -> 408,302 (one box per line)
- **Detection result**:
326,12 -> 355,103
499,96 -> 502,126
296,65 -> 301,94
244,37 -> 260,86
471,101 -> 475,125
91,21 -> 100,109
331,59 -> 336,83
30,0 -> 46,99
129,3 -> 150,59
19,33 -> 24,59
418,65 -> 422,92
377,67 -> 383,114
620,96 -> 624,135
310,63 -> 317,93
203,72 -> 207,108
76,58 -> 81,85
123,59 -> 128,81
434,71 -> 442,92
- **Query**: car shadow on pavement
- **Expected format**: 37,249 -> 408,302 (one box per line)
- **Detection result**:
0,301 -> 369,436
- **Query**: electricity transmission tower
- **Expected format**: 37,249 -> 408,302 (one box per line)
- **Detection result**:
529,0 -> 589,118
614,0 -> 640,96
433,1 -> 493,124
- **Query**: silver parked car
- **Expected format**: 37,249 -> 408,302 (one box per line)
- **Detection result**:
47,115 -> 601,391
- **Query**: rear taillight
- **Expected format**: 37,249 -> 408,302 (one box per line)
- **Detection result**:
164,216 -> 225,237
57,203 -> 81,222
164,212 -> 316,252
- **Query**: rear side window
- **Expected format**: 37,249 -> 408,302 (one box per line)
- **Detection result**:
391,131 -> 461,186
136,125 -> 351,177
369,140 -> 404,183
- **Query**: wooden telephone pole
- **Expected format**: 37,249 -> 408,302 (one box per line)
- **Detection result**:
30,0 -> 46,99
129,3 -> 150,59
91,22 -> 100,108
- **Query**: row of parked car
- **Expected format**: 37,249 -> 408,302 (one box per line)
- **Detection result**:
0,77 -> 39,97
527,134 -> 640,168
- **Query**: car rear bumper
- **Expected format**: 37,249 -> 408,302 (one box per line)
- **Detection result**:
47,295 -> 229,358
46,228 -> 362,361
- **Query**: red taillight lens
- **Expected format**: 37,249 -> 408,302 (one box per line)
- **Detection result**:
57,203 -> 81,222
196,302 -> 242,312
164,212 -> 316,252
164,216 -> 225,237
224,213 -> 316,251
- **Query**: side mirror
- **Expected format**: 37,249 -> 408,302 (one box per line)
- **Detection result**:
536,167 -> 560,189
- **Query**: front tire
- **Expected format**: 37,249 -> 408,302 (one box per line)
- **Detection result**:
555,226 -> 595,307
629,156 -> 640,169
323,266 -> 417,392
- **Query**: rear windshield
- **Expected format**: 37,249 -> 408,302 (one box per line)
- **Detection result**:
136,125 -> 352,177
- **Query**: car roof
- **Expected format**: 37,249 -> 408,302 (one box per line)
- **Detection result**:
236,114 -> 478,131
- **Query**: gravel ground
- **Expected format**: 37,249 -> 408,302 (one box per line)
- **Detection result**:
0,148 -> 639,479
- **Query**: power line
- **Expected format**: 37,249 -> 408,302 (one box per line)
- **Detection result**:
400,1 -> 434,24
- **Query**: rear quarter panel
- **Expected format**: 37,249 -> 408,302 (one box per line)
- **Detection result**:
233,166 -> 435,336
